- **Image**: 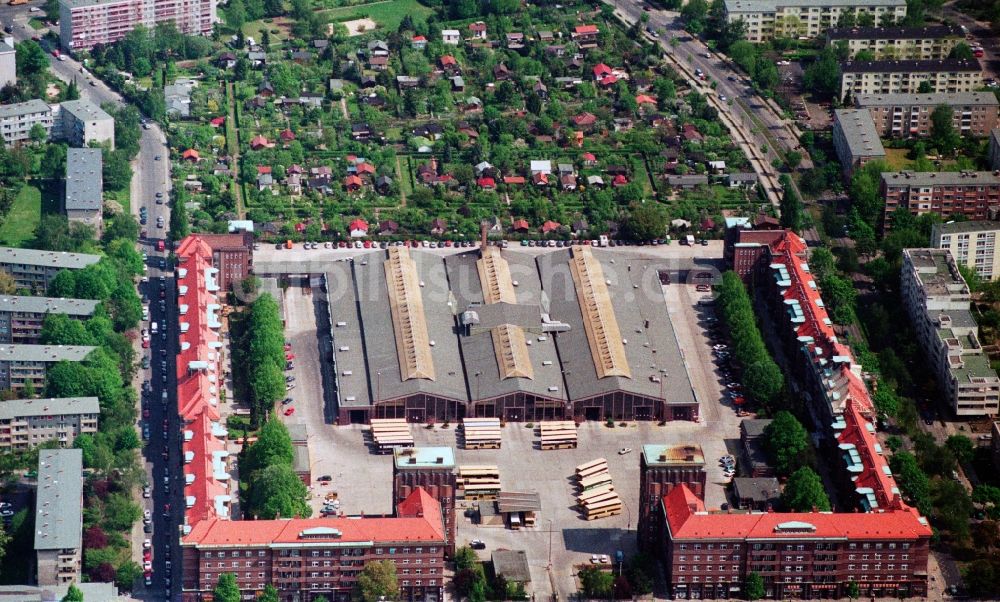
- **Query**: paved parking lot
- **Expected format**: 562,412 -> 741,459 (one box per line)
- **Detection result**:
271,260 -> 745,599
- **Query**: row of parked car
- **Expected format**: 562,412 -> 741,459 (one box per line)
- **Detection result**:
267,237 -> 699,251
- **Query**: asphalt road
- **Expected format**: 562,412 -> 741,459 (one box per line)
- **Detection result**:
0,5 -> 178,594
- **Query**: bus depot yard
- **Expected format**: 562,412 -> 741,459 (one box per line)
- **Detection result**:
267,244 -> 740,599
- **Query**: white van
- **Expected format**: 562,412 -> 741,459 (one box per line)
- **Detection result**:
151,321 -> 158,334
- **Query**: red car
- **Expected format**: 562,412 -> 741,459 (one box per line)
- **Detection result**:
143,409 -> 150,418
143,550 -> 152,561
284,407 -> 295,416
285,353 -> 295,360
283,344 -> 292,351
142,339 -> 150,349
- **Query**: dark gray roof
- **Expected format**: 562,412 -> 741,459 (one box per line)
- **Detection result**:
34,449 -> 83,551
351,250 -> 468,403
491,549 -> 531,583
827,24 -> 962,41
855,91 -> 999,108
327,261 -> 370,409
0,247 -> 100,270
64,148 -> 103,212
834,109 -> 886,158
740,418 -> 772,439
0,344 -> 96,363
881,171 -> 1000,188
932,220 -> 1000,236
0,396 -> 99,420
536,249 -> 697,405
0,99 -> 50,120
444,251 -> 567,402
0,295 -> 99,316
59,100 -> 112,124
732,477 -> 781,503
841,58 -> 980,74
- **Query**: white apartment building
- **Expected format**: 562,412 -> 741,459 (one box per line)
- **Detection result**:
0,99 -> 53,145
841,58 -> 982,99
901,249 -> 1000,416
724,0 -> 907,42
931,221 -> 1000,280
59,0 -> 217,52
0,397 -> 99,452
826,24 -> 964,59
55,99 -> 114,149
34,449 -> 83,587
0,38 -> 15,90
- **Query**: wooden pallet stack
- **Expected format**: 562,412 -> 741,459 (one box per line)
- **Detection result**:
456,465 -> 501,501
538,421 -> 578,450
369,419 -> 413,453
460,417 -> 502,449
574,458 -> 623,520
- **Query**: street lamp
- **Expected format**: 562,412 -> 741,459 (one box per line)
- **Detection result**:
547,519 -> 554,568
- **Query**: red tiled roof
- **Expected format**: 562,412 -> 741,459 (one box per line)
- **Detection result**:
345,175 -> 363,187
279,128 -> 295,141
175,236 -> 229,528
184,488 -> 445,547
440,55 -> 457,66
477,177 -> 496,188
636,94 -> 657,105
210,116 -> 225,127
512,219 -> 530,231
503,176 -> 526,185
182,149 -> 200,160
582,152 -> 596,161
573,112 -> 597,126
356,162 -> 376,175
575,24 -> 599,35
541,220 -> 561,233
593,63 -> 613,77
250,135 -> 271,149
663,485 -> 930,541
468,21 -> 486,32
599,75 -> 618,86
349,219 -> 369,232
412,35 -> 426,42
257,166 -> 272,175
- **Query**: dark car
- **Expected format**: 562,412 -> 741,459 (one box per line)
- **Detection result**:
470,540 -> 486,550
317,475 -> 333,482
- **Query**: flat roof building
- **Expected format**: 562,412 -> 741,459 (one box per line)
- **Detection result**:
724,0 -> 907,42
0,41 -> 15,90
59,0 -> 217,51
326,247 -> 698,425
0,99 -> 53,145
880,171 -> 1000,226
0,344 -> 95,392
0,295 -> 98,344
731,476 -> 781,510
832,108 -> 886,178
855,92 -> 1000,138
638,444 -> 707,551
901,249 -> 1000,416
826,24 -> 963,60
0,396 -> 98,452
931,221 -> 1000,280
56,100 -> 114,149
0,246 -> 100,294
841,58 -> 982,99
392,447 -> 456,553
63,148 -> 103,235
34,449 -> 83,587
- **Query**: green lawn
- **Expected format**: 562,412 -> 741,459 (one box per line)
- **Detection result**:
0,186 -> 41,247
884,147 -> 958,171
27,18 -> 47,30
321,0 -> 434,30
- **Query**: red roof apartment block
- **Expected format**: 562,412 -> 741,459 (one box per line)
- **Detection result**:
181,488 -> 447,599
174,236 -> 231,533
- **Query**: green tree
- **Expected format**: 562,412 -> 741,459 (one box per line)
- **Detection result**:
808,247 -> 835,280
40,143 -> 68,181
245,464 -> 311,519
819,274 -> 857,324
930,105 -> 960,156
61,584 -> 84,601
44,0 -> 60,20
224,0 -> 247,29
40,314 -> 96,346
29,123 -> 47,144
0,270 -> 15,294
622,201 -> 667,241
763,411 -> 811,476
802,48 -> 841,100
681,0 -> 710,32
846,579 -> 860,599
15,41 -> 48,77
781,466 -> 831,511
258,584 -> 279,602
102,150 -> 133,192
950,42 -> 974,60
744,571 -> 765,600
356,560 -> 399,602
64,78 -> 81,101
917,80 -> 933,93
579,567 -> 614,598
213,573 -> 241,602
945,434 -> 974,465
779,175 -> 802,232
242,418 -> 295,476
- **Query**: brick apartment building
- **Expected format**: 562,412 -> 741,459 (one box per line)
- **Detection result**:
180,489 -> 447,602
880,171 -> 1000,227
392,447 -> 457,555
637,444 -> 707,551
192,232 -> 254,291
661,484 -> 932,600
854,92 -> 1000,138
59,0 -> 217,51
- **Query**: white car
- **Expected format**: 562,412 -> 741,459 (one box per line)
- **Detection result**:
776,60 -> 791,66
618,447 -> 633,455
143,539 -> 151,549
